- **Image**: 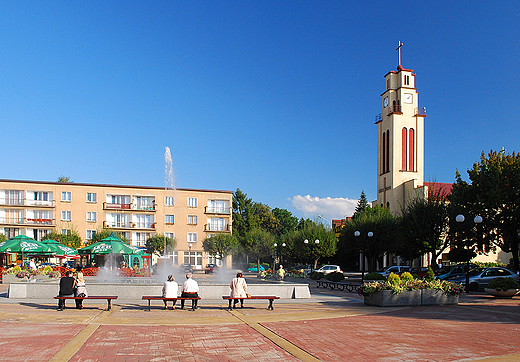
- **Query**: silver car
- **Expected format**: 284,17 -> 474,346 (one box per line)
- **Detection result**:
447,267 -> 520,291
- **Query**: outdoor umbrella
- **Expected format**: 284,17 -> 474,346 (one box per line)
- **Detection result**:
0,235 -> 53,261
40,239 -> 80,258
77,232 -> 143,255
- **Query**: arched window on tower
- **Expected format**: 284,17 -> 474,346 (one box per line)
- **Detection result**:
386,130 -> 390,172
402,127 -> 408,170
382,131 -> 386,174
409,128 -> 415,171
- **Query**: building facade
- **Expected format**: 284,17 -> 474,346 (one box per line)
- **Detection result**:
0,179 -> 233,270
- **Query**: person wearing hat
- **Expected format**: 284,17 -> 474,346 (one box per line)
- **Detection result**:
162,275 -> 178,310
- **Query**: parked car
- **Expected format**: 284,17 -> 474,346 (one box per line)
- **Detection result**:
436,263 -> 479,280
179,263 -> 193,273
315,265 -> 343,275
410,267 -> 429,279
204,264 -> 219,274
247,265 -> 266,273
377,265 -> 411,277
446,267 -> 520,291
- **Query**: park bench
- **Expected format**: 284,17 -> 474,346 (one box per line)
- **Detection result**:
222,295 -> 280,310
316,280 -> 360,292
54,295 -> 118,311
141,296 -> 201,311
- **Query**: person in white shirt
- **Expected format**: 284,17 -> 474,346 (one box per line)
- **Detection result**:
230,272 -> 247,308
29,258 -> 37,271
162,275 -> 178,310
180,273 -> 199,310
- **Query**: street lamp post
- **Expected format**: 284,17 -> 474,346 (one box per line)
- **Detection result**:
456,214 -> 482,292
354,231 -> 373,283
304,239 -> 320,270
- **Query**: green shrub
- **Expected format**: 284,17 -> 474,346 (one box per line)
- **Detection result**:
425,267 -> 435,281
400,272 -> 413,282
387,272 -> 401,285
325,271 -> 345,282
365,272 -> 385,280
309,271 -> 324,280
487,277 -> 520,291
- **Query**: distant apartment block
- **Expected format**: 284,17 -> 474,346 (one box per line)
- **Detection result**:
0,179 -> 233,270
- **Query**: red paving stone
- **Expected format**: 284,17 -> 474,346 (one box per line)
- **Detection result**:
69,324 -> 299,362
263,304 -> 520,362
0,322 -> 85,362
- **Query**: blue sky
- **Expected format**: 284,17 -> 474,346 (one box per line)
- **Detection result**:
1,1 -> 519,222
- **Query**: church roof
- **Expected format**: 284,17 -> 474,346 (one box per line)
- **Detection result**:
423,182 -> 453,199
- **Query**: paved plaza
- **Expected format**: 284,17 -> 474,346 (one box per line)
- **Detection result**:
0,281 -> 519,362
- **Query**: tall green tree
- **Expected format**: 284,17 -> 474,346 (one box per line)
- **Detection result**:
352,190 -> 369,219
89,227 -> 129,244
232,188 -> 256,240
272,208 -> 298,236
0,233 -> 7,243
398,185 -> 450,268
243,228 -> 274,274
146,234 -> 177,256
339,205 -> 397,272
449,150 -> 520,271
57,175 -> 73,183
43,229 -> 82,249
202,234 -> 239,266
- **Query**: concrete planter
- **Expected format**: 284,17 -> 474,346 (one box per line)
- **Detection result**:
484,288 -> 520,298
364,289 -> 421,307
421,289 -> 459,306
2,274 -> 57,284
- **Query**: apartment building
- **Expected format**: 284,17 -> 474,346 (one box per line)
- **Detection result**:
0,179 -> 233,270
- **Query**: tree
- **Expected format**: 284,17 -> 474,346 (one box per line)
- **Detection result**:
232,188 -> 257,240
89,227 -> 129,244
339,205 -> 397,272
43,229 -> 82,249
398,185 -> 450,268
253,203 -> 278,234
352,190 -> 369,219
146,234 -> 177,256
202,234 -> 239,266
0,233 -> 7,243
449,150 -> 520,271
272,208 -> 298,237
57,175 -> 73,183
243,228 -> 274,274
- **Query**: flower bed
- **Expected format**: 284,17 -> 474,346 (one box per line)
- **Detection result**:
357,273 -> 463,307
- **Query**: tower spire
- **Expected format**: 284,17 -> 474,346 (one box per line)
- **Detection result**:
396,41 -> 403,68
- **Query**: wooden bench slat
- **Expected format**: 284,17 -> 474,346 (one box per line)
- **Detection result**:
221,296 -> 280,310
54,296 -> 118,310
141,296 -> 200,311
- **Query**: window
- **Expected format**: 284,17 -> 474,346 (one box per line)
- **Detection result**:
184,251 -> 202,267
135,214 -> 153,228
408,128 -> 415,171
86,230 -> 96,240
188,215 -> 197,225
404,75 -> 410,85
188,233 -> 198,243
61,211 -> 71,221
87,193 -> 97,203
61,191 -> 71,202
165,215 -> 175,224
188,197 -> 198,207
135,196 -> 155,210
86,211 -> 97,222
165,232 -> 175,241
402,127 -> 408,170
34,191 -> 49,201
210,217 -> 225,231
165,196 -> 174,206
61,229 -> 71,235
5,190 -> 23,205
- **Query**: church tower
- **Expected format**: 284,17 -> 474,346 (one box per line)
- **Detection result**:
376,42 -> 426,214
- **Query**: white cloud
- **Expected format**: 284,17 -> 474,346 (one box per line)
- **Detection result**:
290,195 -> 359,221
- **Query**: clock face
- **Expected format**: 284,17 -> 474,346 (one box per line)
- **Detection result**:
404,93 -> 413,104
383,97 -> 389,107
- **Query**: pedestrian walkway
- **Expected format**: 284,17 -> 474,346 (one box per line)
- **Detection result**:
0,283 -> 519,361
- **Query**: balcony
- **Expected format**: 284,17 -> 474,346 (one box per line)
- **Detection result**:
103,221 -> 156,230
104,202 -> 131,210
204,224 -> 231,233
387,105 -> 402,115
415,107 -> 427,116
0,199 -> 55,208
0,217 -> 55,226
204,206 -> 231,214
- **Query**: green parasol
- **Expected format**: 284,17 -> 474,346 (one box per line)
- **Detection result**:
40,239 -> 79,257
0,235 -> 53,254
77,232 -> 143,255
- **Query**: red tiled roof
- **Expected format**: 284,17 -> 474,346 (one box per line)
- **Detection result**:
423,182 -> 453,198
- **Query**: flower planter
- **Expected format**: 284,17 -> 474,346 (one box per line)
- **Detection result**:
484,288 -> 520,298
364,289 -> 421,307
421,289 -> 459,306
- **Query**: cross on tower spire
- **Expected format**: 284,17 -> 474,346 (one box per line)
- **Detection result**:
396,41 -> 403,67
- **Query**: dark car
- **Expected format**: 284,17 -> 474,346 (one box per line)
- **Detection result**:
179,263 -> 193,273
436,263 -> 479,280
447,267 -> 520,291
204,263 -> 219,274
